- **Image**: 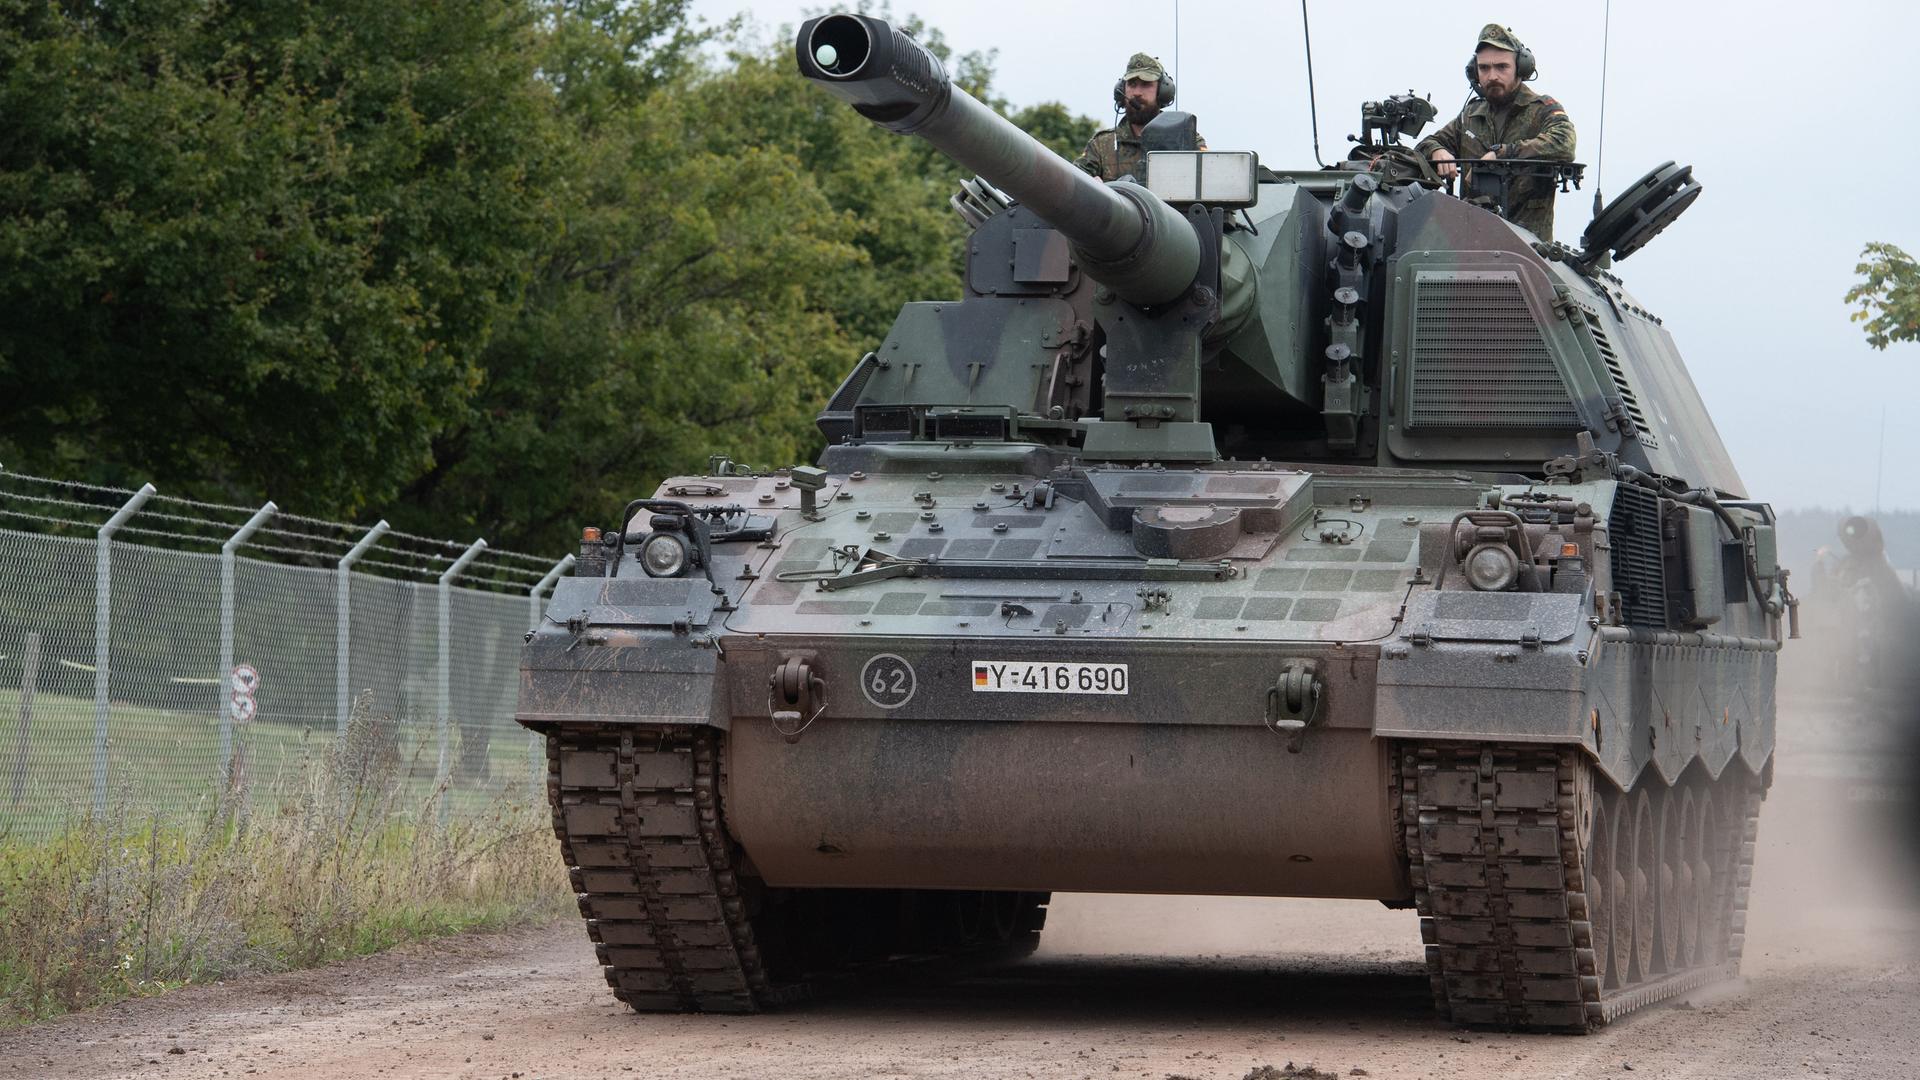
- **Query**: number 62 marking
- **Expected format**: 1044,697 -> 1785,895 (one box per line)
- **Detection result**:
859,653 -> 917,709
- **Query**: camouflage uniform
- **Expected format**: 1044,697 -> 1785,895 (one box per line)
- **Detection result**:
1075,53 -> 1205,183
1415,26 -> 1575,241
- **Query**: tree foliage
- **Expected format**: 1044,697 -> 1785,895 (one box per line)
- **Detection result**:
1846,242 -> 1920,350
0,0 -> 561,508
0,1 -> 1097,551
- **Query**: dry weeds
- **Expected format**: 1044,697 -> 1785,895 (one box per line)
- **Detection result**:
0,698 -> 568,1024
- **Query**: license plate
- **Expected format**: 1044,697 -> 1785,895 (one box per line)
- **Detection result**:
970,661 -> 1128,695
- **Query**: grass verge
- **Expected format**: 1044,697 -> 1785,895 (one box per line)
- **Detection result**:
0,701 -> 570,1026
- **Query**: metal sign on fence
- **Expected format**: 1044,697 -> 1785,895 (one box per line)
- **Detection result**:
228,663 -> 259,724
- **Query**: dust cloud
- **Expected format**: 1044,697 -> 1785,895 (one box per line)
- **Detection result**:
1038,892 -> 1419,963
1761,641 -> 1920,965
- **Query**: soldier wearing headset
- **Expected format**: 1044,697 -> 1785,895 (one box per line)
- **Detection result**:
1075,53 -> 1206,183
1416,24 -> 1577,241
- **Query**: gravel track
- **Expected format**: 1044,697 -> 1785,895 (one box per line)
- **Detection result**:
6,721 -> 1914,1080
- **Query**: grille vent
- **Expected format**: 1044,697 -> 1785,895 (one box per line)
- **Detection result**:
1584,313 -> 1658,448
1608,484 -> 1667,629
1407,274 -> 1580,431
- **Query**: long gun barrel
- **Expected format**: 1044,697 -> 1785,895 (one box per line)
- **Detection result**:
1839,515 -> 1888,562
797,13 -> 1199,305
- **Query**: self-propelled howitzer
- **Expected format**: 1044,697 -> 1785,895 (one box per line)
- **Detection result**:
519,12 -> 1792,1032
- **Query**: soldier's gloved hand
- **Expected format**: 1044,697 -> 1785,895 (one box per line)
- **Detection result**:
1430,147 -> 1458,179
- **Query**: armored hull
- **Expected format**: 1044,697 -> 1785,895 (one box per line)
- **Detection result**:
518,14 -> 1789,1031
524,458 -> 1779,1029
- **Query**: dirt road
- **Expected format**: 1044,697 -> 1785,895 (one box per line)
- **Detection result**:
6,730 -> 1915,1080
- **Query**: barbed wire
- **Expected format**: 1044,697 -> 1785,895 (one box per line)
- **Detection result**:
0,506 -> 105,533
0,488 -> 117,515
0,509 -> 550,587
0,468 -> 569,589
141,486 -> 558,563
0,471 -> 142,498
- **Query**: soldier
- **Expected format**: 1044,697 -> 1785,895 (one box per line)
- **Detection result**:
1075,53 -> 1205,183
1416,24 -> 1576,241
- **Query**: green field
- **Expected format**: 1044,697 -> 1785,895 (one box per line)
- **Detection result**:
0,685 -> 544,840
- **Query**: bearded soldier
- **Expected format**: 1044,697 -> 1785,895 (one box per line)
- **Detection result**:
1416,24 -> 1576,241
1075,52 -> 1206,183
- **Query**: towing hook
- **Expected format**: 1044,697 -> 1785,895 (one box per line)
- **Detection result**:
1264,659 -> 1325,753
769,656 -> 828,743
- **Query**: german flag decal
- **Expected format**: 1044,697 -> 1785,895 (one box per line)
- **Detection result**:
973,664 -> 990,687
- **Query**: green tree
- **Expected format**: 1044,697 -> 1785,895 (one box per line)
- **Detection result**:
0,1 -> 1096,551
1009,101 -> 1101,160
1846,242 -> 1919,350
389,5 -> 872,547
397,18 -> 1098,551
0,0 -> 561,514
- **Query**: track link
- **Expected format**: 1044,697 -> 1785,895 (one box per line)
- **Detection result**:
547,726 -> 772,1012
544,724 -> 1048,1013
1401,744 -> 1762,1032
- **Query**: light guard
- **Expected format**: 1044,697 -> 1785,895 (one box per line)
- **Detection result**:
1146,151 -> 1260,208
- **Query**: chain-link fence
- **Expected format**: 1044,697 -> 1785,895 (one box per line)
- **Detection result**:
0,472 -> 571,841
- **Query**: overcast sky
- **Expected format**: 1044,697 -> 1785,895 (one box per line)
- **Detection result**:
694,0 -> 1920,512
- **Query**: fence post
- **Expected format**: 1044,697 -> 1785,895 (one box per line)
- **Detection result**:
10,631 -> 39,809
93,483 -> 155,815
218,502 -> 277,786
525,554 -> 574,788
335,520 -> 390,736
528,554 -> 574,631
436,539 -> 487,819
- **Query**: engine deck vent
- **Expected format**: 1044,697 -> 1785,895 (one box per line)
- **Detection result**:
1584,312 -> 1659,449
1406,272 -> 1580,431
1608,483 -> 1668,629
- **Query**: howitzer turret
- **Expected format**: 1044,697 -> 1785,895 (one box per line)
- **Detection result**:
801,13 -> 1248,460
521,14 -> 1792,1036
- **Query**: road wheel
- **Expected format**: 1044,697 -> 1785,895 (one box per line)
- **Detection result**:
1675,787 -> 1700,968
986,891 -> 1022,943
1696,785 -> 1725,964
1587,790 -> 1620,990
1631,788 -> 1658,982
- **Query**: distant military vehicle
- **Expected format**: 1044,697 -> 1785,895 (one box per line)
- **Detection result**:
518,14 -> 1795,1031
1804,515 -> 1919,718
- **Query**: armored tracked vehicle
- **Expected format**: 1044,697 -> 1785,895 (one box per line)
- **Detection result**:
518,14 -> 1795,1031
1803,516 -> 1919,721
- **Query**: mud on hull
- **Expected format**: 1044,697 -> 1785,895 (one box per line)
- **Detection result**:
540,718 -> 1762,1030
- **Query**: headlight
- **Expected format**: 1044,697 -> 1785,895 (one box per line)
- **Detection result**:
640,532 -> 690,578
1464,542 -> 1520,591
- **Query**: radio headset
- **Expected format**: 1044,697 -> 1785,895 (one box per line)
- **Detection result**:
1113,66 -> 1176,111
1444,28 -> 1537,152
1463,29 -> 1536,96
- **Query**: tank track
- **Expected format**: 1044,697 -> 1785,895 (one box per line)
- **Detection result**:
544,726 -> 771,1011
1400,743 -> 1763,1032
543,724 -> 1046,1013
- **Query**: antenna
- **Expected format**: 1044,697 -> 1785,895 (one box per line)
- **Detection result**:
1301,0 -> 1326,167
1593,0 -> 1612,217
1174,0 -> 1180,103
